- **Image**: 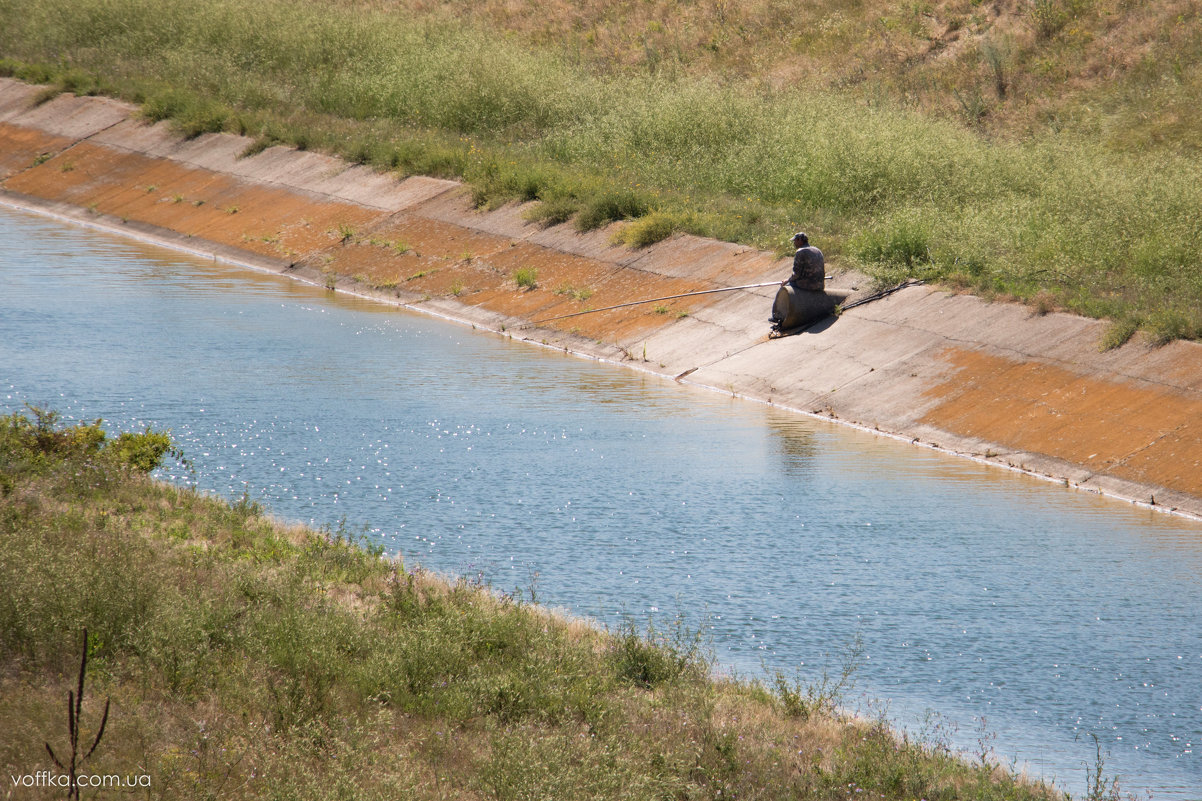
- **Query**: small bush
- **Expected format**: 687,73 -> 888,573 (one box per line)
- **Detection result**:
770,635 -> 862,720
1098,318 -> 1138,351
614,212 -> 675,248
0,408 -> 174,474
609,618 -> 706,689
513,267 -> 538,289
110,429 -> 173,472
575,191 -> 649,232
524,196 -> 578,227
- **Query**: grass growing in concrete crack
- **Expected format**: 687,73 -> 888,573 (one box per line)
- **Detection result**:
0,410 -> 1068,800
553,284 -> 594,302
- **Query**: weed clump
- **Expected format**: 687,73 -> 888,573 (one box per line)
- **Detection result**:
1098,318 -> 1138,351
771,636 -> 862,721
553,284 -> 593,302
574,190 -> 649,232
1145,309 -> 1198,346
524,195 -> 578,227
513,266 -> 538,289
853,213 -> 935,273
614,212 -> 676,248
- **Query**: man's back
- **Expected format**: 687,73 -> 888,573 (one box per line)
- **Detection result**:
791,245 -> 825,291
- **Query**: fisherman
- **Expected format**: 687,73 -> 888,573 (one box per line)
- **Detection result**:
787,231 -> 825,291
769,232 -> 831,334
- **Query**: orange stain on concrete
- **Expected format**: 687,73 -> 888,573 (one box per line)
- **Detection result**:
3,124 -> 734,347
0,125 -> 74,179
364,214 -> 514,261
922,348 -> 1202,496
319,215 -> 721,341
4,138 -> 386,261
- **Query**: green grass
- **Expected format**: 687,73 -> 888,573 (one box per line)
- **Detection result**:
0,410 -> 1069,800
614,211 -> 677,248
513,267 -> 538,289
553,283 -> 595,302
0,0 -> 1199,340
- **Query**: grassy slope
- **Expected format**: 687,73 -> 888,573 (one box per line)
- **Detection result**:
0,413 -> 1068,800
0,0 -> 1199,343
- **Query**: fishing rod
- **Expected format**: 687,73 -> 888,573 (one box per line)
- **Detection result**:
523,281 -> 785,327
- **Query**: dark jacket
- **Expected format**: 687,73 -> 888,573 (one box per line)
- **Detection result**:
790,245 -> 825,291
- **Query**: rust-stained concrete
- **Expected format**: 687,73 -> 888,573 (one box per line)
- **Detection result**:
3,78 -> 1200,519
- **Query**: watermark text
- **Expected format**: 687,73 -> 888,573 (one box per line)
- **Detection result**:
10,771 -> 151,789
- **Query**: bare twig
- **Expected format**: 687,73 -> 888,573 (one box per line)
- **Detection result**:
45,629 -> 110,799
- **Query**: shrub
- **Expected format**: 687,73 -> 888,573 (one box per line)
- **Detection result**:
614,212 -> 675,248
110,429 -> 173,472
609,617 -> 706,689
574,190 -> 649,232
524,196 -> 578,227
0,408 -> 178,476
513,267 -> 538,289
770,635 -> 862,720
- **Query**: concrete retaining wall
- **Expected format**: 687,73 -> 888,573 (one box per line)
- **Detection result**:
3,78 -> 1200,519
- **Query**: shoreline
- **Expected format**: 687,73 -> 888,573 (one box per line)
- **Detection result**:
3,77 -> 1201,522
0,407 -> 1071,801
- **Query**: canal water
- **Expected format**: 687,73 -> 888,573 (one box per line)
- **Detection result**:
2,205 -> 1199,798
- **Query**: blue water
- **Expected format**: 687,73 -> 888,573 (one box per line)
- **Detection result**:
2,205 -> 1199,799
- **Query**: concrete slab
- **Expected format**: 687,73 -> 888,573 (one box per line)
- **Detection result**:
626,234 -> 781,283
6,91 -> 129,140
0,79 -> 43,121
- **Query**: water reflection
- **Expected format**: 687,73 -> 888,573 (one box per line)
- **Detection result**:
765,412 -> 820,473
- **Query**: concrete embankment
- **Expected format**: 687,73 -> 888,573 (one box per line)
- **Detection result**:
3,78 -> 1201,519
